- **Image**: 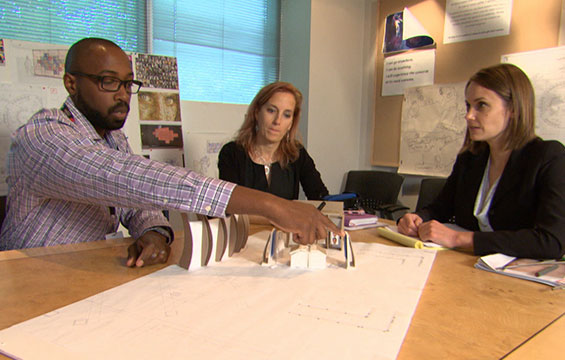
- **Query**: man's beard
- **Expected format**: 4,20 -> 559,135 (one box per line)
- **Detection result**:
75,92 -> 129,132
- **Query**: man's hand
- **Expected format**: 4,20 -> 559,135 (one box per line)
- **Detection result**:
126,230 -> 171,267
226,186 -> 343,245
269,200 -> 342,245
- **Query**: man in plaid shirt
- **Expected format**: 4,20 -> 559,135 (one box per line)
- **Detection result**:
0,38 -> 340,267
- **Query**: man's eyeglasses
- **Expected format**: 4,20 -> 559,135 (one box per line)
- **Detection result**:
69,72 -> 143,94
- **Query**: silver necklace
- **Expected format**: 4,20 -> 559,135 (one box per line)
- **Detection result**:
253,150 -> 274,176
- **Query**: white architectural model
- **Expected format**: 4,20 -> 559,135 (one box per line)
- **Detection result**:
289,244 -> 327,269
261,200 -> 354,270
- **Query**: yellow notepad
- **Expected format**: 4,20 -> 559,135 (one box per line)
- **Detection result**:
377,226 -> 448,250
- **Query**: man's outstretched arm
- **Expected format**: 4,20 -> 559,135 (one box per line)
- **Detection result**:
226,186 -> 342,245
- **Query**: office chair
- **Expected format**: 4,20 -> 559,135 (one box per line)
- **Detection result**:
343,170 -> 409,220
415,178 -> 447,212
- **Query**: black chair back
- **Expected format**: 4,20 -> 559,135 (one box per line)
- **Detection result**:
343,171 -> 407,219
415,178 -> 447,212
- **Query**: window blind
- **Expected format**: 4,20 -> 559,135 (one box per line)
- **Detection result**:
0,0 -> 146,52
0,0 -> 280,103
152,0 -> 280,104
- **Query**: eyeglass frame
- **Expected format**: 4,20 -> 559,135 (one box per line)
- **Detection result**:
68,71 -> 144,94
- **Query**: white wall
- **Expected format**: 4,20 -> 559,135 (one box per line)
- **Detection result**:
308,0 -> 366,193
281,0 -> 377,194
180,101 -> 246,137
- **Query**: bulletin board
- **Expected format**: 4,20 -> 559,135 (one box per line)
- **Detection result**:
372,0 -> 563,167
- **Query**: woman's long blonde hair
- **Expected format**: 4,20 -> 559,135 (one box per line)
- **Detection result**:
235,81 -> 303,168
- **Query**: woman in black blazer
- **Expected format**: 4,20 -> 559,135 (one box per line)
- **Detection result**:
398,64 -> 565,259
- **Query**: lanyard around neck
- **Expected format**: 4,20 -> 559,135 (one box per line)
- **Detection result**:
60,104 -> 75,123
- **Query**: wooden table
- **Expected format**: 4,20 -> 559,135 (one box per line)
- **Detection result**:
0,226 -> 563,359
352,228 -> 564,359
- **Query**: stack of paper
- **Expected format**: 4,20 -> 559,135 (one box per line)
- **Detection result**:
475,253 -> 565,288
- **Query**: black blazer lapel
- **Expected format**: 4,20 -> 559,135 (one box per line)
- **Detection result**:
465,150 -> 489,204
490,147 -> 524,208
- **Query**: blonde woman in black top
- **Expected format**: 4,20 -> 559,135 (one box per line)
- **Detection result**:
218,82 -> 329,201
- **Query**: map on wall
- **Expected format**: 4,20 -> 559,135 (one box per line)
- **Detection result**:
398,82 -> 467,177
501,46 -> 565,144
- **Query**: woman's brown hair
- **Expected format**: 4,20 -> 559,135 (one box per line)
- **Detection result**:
461,63 -> 537,154
235,81 -> 303,168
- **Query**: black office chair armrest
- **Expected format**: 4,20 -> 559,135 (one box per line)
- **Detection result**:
378,203 -> 409,212
375,203 -> 410,220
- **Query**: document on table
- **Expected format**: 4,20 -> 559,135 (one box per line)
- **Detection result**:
475,253 -> 565,288
0,231 -> 436,360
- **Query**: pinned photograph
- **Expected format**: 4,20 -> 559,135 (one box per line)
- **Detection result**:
141,124 -> 183,149
135,54 -> 179,89
383,7 -> 434,54
138,91 -> 181,122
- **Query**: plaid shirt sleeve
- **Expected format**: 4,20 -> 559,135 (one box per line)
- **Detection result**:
25,113 -> 234,215
0,99 -> 235,249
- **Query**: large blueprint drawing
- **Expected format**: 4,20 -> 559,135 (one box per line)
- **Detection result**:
0,231 -> 436,360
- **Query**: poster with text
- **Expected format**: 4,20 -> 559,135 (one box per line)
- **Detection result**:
443,0 -> 513,44
382,49 -> 435,96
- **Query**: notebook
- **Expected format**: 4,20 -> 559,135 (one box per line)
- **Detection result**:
344,212 -> 385,230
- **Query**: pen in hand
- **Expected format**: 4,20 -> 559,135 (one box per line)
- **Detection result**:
317,201 -> 326,211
